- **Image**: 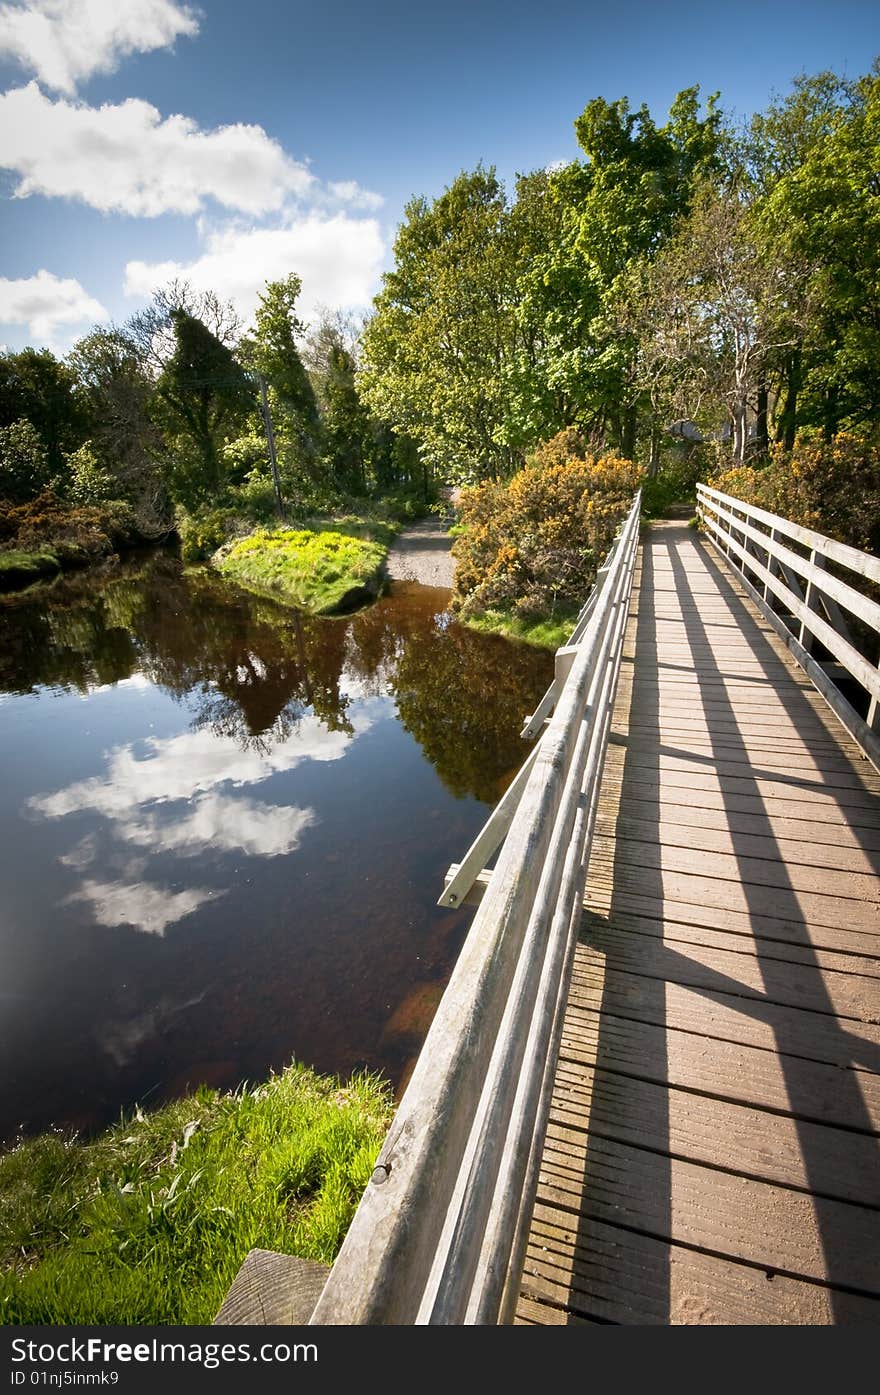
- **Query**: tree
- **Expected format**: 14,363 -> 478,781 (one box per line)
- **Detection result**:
360,166 -> 523,483
125,280 -> 243,378
66,327 -> 166,530
540,87 -> 725,458
621,180 -> 807,461
154,311 -> 255,508
755,65 -> 880,439
237,275 -> 323,508
0,419 -> 51,502
0,348 -> 89,474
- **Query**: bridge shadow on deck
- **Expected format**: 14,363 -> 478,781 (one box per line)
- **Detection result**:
522,520 -> 880,1325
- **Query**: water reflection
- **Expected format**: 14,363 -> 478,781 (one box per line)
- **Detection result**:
0,557 -> 552,1139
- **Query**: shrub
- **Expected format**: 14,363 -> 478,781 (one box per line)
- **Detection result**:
709,433 -> 880,554
176,507 -> 247,563
0,489 -> 136,561
452,430 -> 643,622
64,442 -> 119,506
0,419 -> 51,503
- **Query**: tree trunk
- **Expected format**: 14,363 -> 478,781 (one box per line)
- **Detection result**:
755,383 -> 769,454
732,403 -> 747,464
648,422 -> 661,479
822,385 -> 839,443
620,407 -> 637,462
775,348 -> 801,451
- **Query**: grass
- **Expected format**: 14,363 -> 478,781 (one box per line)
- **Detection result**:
0,548 -> 61,590
217,525 -> 389,615
461,605 -> 577,651
0,1062 -> 393,1326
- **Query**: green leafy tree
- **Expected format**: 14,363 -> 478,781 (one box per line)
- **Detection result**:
538,87 -> 725,458
620,179 -> 807,462
237,275 -> 324,509
756,65 -> 880,439
154,310 -> 255,508
66,327 -> 166,530
0,348 -> 89,474
360,166 -> 523,483
0,418 -> 51,502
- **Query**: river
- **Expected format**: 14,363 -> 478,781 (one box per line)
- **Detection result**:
0,554 -> 552,1142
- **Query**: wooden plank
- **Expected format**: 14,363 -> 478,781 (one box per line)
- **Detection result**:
596,815 -> 880,875
556,1007 -> 880,1133
579,907 -> 880,976
565,960 -> 880,1071
610,745 -> 880,790
571,928 -> 879,1020
607,801 -> 880,854
514,1293 -> 594,1325
214,1251 -> 328,1325
584,888 -> 880,955
545,1067 -> 880,1205
588,835 -> 879,902
535,1132 -> 880,1293
523,1207 -> 880,1325
585,865 -> 880,936
609,777 -> 880,831
613,762 -> 880,813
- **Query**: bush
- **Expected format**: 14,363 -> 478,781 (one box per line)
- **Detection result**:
0,419 -> 51,503
709,433 -> 880,553
64,442 -> 119,506
0,489 -> 137,562
176,507 -> 247,563
452,430 -> 643,623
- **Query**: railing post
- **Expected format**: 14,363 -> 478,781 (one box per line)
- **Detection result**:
763,526 -> 776,603
798,548 -> 823,654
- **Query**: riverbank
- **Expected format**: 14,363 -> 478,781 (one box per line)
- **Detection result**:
0,491 -> 146,593
0,1062 -> 392,1325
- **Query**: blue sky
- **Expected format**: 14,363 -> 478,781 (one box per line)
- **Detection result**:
0,0 -> 877,352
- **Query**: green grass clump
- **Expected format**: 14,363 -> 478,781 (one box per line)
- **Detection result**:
217,527 -> 388,615
461,606 -> 576,651
0,548 -> 61,590
0,1062 -> 393,1325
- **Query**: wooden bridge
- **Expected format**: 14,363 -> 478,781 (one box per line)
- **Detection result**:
220,487 -> 880,1326
515,505 -> 880,1325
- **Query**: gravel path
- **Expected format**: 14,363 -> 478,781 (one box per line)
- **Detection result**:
386,517 -> 455,589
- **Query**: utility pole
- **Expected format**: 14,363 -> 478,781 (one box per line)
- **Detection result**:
257,373 -> 285,522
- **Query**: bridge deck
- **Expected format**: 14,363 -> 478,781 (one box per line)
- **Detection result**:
516,518 -> 880,1325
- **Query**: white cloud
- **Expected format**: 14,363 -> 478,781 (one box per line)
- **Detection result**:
28,715 -> 368,823
125,793 -> 318,859
67,877 -> 218,936
0,0 -> 199,94
0,82 -> 318,216
125,213 -> 385,325
0,268 -> 106,346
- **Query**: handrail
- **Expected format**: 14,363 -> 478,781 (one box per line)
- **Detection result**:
696,483 -> 880,770
310,490 -> 642,1325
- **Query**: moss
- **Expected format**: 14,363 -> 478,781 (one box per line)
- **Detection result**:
0,1061 -> 393,1325
460,605 -> 576,651
0,549 -> 61,591
216,526 -> 388,615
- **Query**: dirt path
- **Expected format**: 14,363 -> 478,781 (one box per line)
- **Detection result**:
386,517 -> 455,589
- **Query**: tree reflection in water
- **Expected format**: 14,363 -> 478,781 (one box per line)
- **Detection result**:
0,558 -> 551,798
0,555 -> 555,1139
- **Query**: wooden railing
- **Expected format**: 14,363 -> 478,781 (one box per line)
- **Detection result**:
310,492 -> 642,1325
697,483 -> 880,769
